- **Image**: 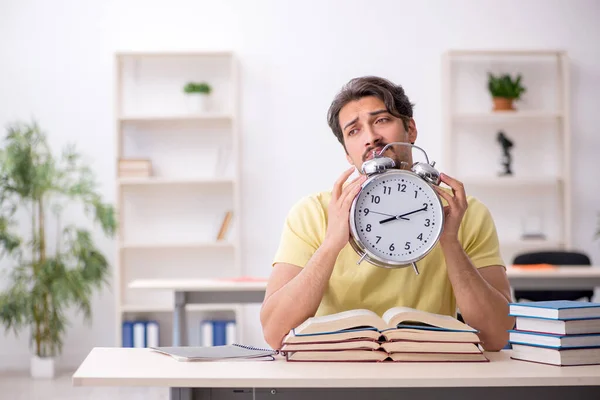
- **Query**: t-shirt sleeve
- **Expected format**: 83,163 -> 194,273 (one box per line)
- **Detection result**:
459,197 -> 506,269
271,195 -> 326,268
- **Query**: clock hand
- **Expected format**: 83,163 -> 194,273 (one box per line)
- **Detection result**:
379,205 -> 428,224
368,210 -> 409,220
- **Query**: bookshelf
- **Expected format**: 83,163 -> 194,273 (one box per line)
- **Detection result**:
441,49 -> 571,265
114,51 -> 242,347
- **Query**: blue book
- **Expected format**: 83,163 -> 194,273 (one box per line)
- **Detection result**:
122,321 -> 134,348
509,301 -> 600,320
212,320 -> 227,346
509,329 -> 600,349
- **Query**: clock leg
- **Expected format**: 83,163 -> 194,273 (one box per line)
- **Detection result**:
411,262 -> 419,275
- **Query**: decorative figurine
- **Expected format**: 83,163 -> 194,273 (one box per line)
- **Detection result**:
496,131 -> 514,176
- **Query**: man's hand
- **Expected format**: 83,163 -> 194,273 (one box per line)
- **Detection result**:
324,167 -> 366,252
433,173 -> 468,246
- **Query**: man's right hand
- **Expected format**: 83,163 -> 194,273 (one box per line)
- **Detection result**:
324,167 -> 367,252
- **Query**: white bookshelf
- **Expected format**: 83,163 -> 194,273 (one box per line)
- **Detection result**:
114,51 -> 242,346
442,49 -> 571,264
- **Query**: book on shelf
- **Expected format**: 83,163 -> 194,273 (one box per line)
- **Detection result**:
118,158 -> 152,178
122,320 -> 159,348
508,300 -> 600,366
201,319 -> 236,347
282,307 -> 486,363
216,210 -> 233,240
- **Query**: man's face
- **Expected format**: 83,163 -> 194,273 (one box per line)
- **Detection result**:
339,96 -> 418,173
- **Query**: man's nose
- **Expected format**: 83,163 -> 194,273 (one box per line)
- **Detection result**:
364,125 -> 382,148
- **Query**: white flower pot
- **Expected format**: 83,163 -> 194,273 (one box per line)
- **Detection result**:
31,355 -> 55,379
186,93 -> 209,113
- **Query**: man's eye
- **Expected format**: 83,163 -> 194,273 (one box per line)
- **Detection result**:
348,129 -> 358,136
376,117 -> 389,124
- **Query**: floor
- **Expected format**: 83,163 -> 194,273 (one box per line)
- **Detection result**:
0,371 -> 169,400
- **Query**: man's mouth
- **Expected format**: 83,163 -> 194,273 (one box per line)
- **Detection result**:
364,147 -> 384,161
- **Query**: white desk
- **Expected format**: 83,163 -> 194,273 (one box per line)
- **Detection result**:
129,267 -> 600,346
129,279 -> 268,346
73,347 -> 600,400
505,266 -> 600,289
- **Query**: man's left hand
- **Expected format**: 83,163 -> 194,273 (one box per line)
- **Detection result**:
433,173 -> 468,245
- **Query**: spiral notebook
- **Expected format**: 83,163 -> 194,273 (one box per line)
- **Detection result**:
149,344 -> 278,361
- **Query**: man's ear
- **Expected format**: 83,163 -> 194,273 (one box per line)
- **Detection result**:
408,118 -> 418,144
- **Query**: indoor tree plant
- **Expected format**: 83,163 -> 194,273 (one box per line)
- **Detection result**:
183,81 -> 212,112
0,120 -> 116,378
487,73 -> 526,111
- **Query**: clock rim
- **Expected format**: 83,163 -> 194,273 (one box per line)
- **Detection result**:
348,169 -> 444,268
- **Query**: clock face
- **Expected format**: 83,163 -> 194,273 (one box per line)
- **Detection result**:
350,170 -> 444,266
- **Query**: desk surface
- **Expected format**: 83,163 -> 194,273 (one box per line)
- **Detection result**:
129,267 -> 600,291
72,348 -> 600,388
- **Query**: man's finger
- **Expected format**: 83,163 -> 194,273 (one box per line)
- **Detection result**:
333,167 -> 356,199
440,173 -> 467,207
340,175 -> 366,206
434,185 -> 455,207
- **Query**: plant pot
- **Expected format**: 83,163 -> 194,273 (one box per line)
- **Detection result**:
186,93 -> 209,113
492,97 -> 515,111
31,355 -> 55,379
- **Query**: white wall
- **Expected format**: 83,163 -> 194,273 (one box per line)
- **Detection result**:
0,0 -> 599,371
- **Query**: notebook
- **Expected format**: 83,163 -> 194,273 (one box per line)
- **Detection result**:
149,344 -> 278,362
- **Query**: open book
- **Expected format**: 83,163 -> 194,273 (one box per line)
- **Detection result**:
283,307 -> 485,362
292,306 -> 477,336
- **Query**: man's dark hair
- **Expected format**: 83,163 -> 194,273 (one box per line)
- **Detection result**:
327,76 -> 415,150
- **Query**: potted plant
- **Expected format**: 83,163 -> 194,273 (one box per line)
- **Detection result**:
0,120 -> 116,378
487,73 -> 526,111
183,81 -> 212,112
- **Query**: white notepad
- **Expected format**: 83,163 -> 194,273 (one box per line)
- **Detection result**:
149,344 -> 277,361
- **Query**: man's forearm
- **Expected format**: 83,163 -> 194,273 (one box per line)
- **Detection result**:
441,240 -> 514,351
260,241 -> 340,349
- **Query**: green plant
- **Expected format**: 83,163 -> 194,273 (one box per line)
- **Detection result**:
183,82 -> 212,95
0,120 -> 116,358
487,73 -> 526,100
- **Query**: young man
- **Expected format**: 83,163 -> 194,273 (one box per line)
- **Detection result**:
260,76 -> 514,351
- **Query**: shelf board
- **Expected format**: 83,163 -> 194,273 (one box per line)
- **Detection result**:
117,51 -> 234,58
446,49 -> 565,57
120,241 -> 234,250
119,113 -> 232,123
453,111 -> 562,122
120,304 -> 239,313
461,176 -> 562,187
501,239 -> 564,248
118,177 -> 234,186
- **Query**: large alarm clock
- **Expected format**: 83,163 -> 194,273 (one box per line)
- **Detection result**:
349,142 -> 444,275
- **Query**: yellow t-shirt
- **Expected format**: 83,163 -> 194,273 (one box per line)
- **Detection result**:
271,189 -> 505,318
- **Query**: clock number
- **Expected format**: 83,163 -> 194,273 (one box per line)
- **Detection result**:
371,195 -> 381,204
383,186 -> 391,195
405,242 -> 411,250
397,183 -> 406,192
389,243 -> 395,252
376,236 -> 382,244
414,190 -> 418,199
366,224 -> 372,232
363,208 -> 370,216
424,219 -> 431,227
422,203 -> 428,209
417,233 -> 423,241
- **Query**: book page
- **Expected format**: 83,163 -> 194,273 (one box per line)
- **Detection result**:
294,309 -> 385,335
382,307 -> 476,332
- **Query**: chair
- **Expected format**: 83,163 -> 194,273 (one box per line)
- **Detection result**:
513,251 -> 595,302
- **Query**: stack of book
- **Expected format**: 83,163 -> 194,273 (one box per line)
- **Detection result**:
508,300 -> 600,366
281,307 -> 487,362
